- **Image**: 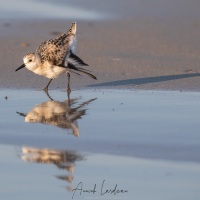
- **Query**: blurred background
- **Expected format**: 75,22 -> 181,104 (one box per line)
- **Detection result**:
0,0 -> 200,21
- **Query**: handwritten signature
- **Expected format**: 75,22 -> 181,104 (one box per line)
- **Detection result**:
72,180 -> 128,199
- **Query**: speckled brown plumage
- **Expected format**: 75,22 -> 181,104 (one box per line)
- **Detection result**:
36,22 -> 76,65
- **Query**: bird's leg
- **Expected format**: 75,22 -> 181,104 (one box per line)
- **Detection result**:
43,90 -> 54,101
67,72 -> 71,101
67,72 -> 71,92
43,79 -> 53,92
67,72 -> 71,103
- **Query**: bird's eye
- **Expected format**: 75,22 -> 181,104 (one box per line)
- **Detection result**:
29,59 -> 32,62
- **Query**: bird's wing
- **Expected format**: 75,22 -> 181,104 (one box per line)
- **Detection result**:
36,34 -> 70,66
67,51 -> 88,67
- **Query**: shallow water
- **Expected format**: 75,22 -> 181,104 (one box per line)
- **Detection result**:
0,89 -> 200,200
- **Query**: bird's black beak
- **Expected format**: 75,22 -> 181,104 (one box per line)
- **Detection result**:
15,64 -> 25,72
16,111 -> 27,117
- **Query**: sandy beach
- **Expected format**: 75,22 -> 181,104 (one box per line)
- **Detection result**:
1,0 -> 200,91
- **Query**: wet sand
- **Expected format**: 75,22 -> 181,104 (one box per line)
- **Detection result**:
1,0 -> 200,91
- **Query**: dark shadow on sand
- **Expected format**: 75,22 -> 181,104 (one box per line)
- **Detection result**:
89,73 -> 200,87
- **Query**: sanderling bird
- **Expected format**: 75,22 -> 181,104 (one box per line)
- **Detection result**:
15,22 -> 97,92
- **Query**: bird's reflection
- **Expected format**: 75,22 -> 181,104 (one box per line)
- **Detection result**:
21,146 -> 84,191
17,96 -> 96,137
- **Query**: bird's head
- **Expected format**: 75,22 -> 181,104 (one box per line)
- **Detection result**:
15,53 -> 40,72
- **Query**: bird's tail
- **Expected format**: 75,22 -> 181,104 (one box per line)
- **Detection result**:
67,22 -> 76,36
